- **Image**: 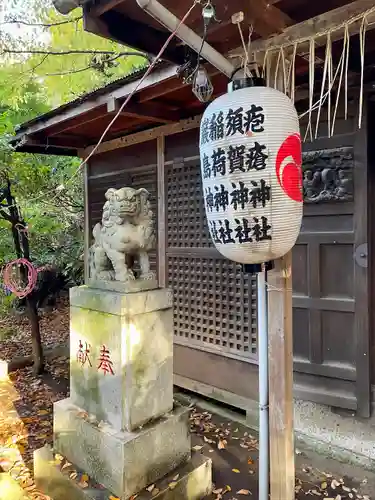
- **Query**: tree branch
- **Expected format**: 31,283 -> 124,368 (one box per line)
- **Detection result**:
43,53 -> 135,76
1,49 -> 152,62
0,17 -> 83,28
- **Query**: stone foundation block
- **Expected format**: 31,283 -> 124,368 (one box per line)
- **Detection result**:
69,285 -> 174,432
34,446 -> 212,500
53,398 -> 191,499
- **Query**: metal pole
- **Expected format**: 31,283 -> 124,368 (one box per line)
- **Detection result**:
257,267 -> 269,500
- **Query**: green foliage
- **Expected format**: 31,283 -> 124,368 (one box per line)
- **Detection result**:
0,0 -> 150,304
1,2 -> 148,105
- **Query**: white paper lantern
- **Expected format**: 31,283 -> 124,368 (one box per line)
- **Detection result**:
199,83 -> 303,264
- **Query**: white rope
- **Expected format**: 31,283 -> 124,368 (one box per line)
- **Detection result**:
304,38 -> 315,141
327,32 -> 333,137
314,33 -> 330,139
289,42 -> 297,103
280,47 -> 288,93
359,15 -> 367,129
331,33 -> 347,136
237,21 -> 249,77
274,48 -> 282,88
299,42 -> 345,120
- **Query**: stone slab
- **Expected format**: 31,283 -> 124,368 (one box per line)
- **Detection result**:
34,446 -> 212,500
0,473 -> 28,499
53,399 -> 191,499
70,291 -> 173,431
70,285 -> 172,316
87,278 -> 159,294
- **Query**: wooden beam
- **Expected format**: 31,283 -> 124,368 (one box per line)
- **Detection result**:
267,56 -> 295,500
106,98 -> 180,123
247,0 -> 292,34
157,135 -> 167,288
82,115 -> 202,157
248,0 -> 375,54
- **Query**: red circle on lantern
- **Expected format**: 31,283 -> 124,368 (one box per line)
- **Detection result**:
275,133 -> 303,202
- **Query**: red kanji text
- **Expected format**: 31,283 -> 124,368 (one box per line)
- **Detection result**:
97,344 -> 114,375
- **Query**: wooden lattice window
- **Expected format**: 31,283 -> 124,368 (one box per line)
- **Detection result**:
167,159 -> 212,248
166,159 -> 258,361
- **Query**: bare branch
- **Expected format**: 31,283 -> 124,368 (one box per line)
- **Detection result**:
1,49 -> 152,62
43,53 -> 134,76
0,49 -> 152,64
0,16 -> 83,28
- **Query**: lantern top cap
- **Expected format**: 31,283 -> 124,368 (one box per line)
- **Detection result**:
228,75 -> 266,93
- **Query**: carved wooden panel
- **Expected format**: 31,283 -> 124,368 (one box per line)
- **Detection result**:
302,147 -> 354,203
166,159 -> 257,361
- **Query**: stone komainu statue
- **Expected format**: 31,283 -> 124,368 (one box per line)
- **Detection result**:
89,187 -> 156,282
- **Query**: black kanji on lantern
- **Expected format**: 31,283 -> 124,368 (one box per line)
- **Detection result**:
252,216 -> 272,241
228,145 -> 246,173
214,184 -> 229,212
209,220 -> 221,244
205,187 -> 214,212
209,111 -> 225,141
234,218 -> 253,243
211,147 -> 226,176
201,117 -> 210,145
202,153 -> 211,179
246,142 -> 268,171
249,179 -> 271,208
226,107 -> 244,136
218,219 -> 235,244
230,181 -> 249,210
243,105 -> 265,133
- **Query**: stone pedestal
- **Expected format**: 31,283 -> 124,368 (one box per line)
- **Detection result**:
34,284 -> 212,500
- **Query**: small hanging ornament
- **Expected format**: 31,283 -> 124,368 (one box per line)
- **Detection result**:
199,75 -> 303,264
192,65 -> 213,103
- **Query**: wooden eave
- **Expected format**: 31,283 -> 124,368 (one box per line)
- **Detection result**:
13,0 -> 375,156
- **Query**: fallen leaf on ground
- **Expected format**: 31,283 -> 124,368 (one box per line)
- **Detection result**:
146,484 -> 155,492
237,489 -> 251,495
168,482 -> 177,490
218,439 -> 227,450
232,468 -> 240,473
151,488 -> 160,497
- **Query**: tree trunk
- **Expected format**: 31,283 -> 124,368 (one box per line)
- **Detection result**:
5,182 -> 45,374
26,296 -> 44,374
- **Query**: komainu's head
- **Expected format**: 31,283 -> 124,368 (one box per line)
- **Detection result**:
102,187 -> 151,223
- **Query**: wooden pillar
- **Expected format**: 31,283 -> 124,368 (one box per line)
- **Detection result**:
82,157 -> 90,285
267,56 -> 295,500
157,135 -> 167,287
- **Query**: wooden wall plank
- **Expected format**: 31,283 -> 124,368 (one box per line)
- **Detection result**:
157,135 -> 167,288
354,99 -> 370,417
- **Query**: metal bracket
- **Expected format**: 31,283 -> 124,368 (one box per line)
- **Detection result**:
354,243 -> 368,268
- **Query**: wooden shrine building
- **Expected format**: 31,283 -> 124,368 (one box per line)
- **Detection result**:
13,0 -> 375,423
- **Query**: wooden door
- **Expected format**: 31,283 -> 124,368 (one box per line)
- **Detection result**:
293,110 -> 370,417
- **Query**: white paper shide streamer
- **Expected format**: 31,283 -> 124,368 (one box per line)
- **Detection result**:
199,85 -> 303,264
